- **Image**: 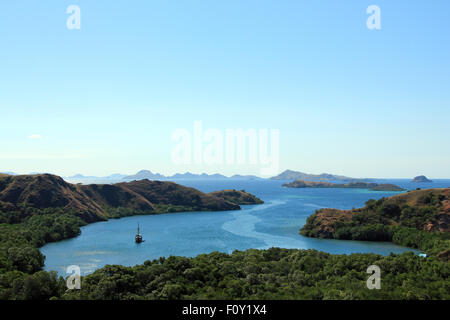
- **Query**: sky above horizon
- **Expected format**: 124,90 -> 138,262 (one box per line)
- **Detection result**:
1,1 -> 449,179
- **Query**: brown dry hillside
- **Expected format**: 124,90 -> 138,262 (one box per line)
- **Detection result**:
0,174 -> 105,222
380,188 -> 450,232
300,208 -> 354,239
0,174 -> 262,223
111,179 -> 243,211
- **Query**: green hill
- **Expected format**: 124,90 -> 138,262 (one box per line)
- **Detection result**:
300,188 -> 450,259
0,174 -> 264,224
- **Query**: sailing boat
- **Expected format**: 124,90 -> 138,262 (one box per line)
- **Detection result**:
135,223 -> 144,243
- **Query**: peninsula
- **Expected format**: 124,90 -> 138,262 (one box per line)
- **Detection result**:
282,180 -> 405,191
300,188 -> 450,260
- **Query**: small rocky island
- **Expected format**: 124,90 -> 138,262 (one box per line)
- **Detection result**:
282,180 -> 405,191
412,175 -> 433,183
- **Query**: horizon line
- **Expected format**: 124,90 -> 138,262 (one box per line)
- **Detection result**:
1,170 -> 447,180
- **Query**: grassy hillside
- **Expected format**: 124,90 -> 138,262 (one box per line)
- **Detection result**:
300,188 -> 450,259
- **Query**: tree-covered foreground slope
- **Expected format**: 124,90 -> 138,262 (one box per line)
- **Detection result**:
300,188 -> 450,260
3,248 -> 449,300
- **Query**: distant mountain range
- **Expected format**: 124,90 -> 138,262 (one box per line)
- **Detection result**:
63,170 -> 265,183
66,169 -> 373,183
1,169 -> 371,183
67,173 -> 128,180
123,170 -> 165,180
124,170 -> 265,181
5,169 -> 436,184
2,170 -> 265,182
270,170 -> 371,182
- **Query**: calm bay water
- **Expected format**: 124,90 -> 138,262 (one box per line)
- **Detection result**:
41,179 -> 450,276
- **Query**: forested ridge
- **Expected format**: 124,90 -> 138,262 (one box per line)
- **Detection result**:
62,248 -> 448,300
2,248 -> 448,300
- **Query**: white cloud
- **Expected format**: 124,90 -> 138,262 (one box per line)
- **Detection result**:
28,134 -> 42,139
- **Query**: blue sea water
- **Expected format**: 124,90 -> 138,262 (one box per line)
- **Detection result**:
41,179 -> 450,276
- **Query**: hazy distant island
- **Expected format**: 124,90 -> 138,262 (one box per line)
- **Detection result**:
282,179 -> 405,191
412,175 -> 433,183
270,169 -> 372,183
300,188 -> 450,260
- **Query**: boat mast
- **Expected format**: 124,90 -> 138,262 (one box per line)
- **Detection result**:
137,222 -> 140,235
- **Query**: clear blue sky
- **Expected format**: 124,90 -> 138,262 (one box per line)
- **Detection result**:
1,0 -> 449,178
